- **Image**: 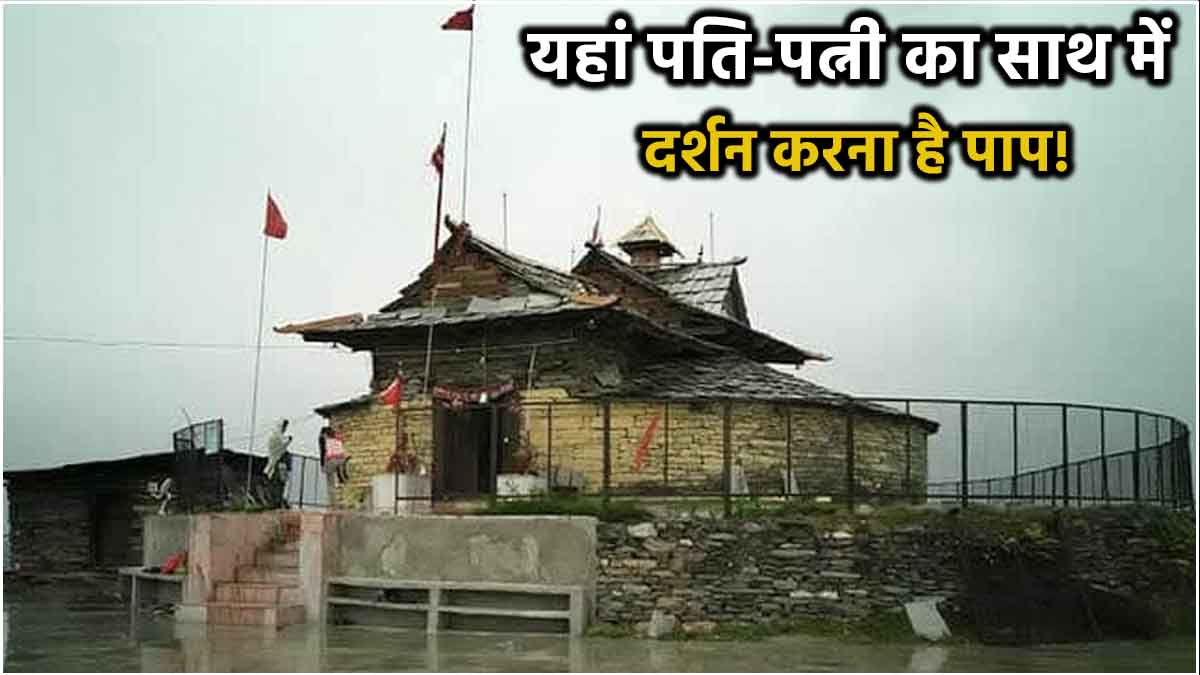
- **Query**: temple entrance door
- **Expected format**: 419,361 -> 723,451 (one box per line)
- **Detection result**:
434,405 -> 498,499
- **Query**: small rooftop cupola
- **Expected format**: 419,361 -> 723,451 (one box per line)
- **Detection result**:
616,215 -> 680,270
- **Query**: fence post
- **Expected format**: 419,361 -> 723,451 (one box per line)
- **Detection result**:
1076,463 -> 1083,507
1155,417 -> 1164,504
1171,417 -> 1180,506
904,401 -> 912,501
298,457 -> 306,508
490,404 -> 500,497
1133,414 -> 1142,503
546,403 -> 553,493
1177,420 -> 1186,509
785,406 -> 793,498
846,401 -> 857,511
1060,405 -> 1070,508
1180,427 -> 1190,506
1100,409 -> 1109,505
1011,404 -> 1019,501
602,401 -> 611,508
960,402 -> 968,508
663,402 -> 670,488
722,401 -> 733,519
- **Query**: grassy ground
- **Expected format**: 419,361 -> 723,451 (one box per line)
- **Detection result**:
472,494 -> 653,522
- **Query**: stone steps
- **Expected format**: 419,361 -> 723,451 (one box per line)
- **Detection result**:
203,533 -> 305,627
214,581 -> 301,605
204,601 -> 305,627
235,565 -> 300,585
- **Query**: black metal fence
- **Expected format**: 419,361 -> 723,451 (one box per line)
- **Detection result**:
284,452 -> 331,509
277,396 -> 1193,515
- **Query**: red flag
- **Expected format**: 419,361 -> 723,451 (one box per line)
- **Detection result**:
441,5 -> 473,30
430,129 -> 445,176
264,192 -> 288,239
378,375 -> 406,408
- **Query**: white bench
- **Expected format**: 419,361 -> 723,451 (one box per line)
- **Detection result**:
326,576 -> 588,636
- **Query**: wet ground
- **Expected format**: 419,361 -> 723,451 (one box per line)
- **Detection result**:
2,600 -> 1196,672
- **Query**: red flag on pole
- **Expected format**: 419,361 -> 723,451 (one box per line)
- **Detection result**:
441,5 -> 473,30
430,129 -> 445,176
264,192 -> 288,239
378,375 -> 406,408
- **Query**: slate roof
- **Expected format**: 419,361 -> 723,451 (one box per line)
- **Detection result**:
648,259 -> 748,321
572,247 -> 828,364
609,354 -> 938,429
466,231 -> 591,299
382,228 -> 593,312
287,293 -> 609,339
316,353 -> 936,430
615,354 -> 843,401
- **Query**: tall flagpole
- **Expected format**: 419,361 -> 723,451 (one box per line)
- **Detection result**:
433,123 -> 447,261
460,8 -> 476,219
424,126 -> 448,395
246,231 -> 270,495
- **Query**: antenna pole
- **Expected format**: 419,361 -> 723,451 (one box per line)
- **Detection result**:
459,9 -> 477,220
502,192 -> 509,249
246,233 -> 270,496
709,211 -> 715,261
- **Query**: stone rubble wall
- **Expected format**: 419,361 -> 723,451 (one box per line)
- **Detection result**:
594,510 -> 1196,631
596,517 -> 961,629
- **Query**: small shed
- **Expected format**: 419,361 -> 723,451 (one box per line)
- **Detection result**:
4,449 -> 261,572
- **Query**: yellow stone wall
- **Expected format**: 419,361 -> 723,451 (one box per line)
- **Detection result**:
325,397 -> 435,509
324,389 -> 931,507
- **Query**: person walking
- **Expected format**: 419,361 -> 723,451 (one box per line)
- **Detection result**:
263,419 -> 293,507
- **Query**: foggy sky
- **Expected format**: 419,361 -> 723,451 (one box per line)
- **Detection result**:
3,3 -> 1196,479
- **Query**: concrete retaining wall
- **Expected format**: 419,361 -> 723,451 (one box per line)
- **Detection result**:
142,515 -> 191,567
335,514 -> 598,589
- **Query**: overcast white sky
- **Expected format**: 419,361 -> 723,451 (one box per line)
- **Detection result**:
3,3 -> 1196,481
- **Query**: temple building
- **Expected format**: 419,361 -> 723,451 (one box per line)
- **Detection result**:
277,216 -> 936,507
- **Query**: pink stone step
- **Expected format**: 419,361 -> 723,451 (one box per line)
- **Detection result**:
205,601 -> 305,627
214,581 -> 301,605
235,565 -> 299,585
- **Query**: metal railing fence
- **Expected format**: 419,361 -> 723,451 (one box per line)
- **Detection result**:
278,396 -> 1193,516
